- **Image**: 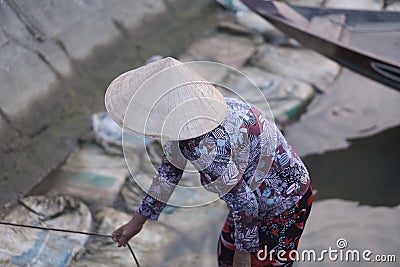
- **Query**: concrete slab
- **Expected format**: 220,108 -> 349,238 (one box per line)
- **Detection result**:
236,10 -> 284,39
386,1 -> 400,10
35,41 -> 71,77
177,59 -> 231,85
0,43 -> 57,132
0,148 -> 47,209
9,0 -> 118,60
287,0 -> 325,6
0,2 -> 71,76
217,20 -> 262,37
0,1 -> 29,42
30,143 -> 133,208
182,33 -> 259,68
251,44 -> 340,92
0,0 -> 218,212
0,28 -> 8,48
324,0 -> 383,10
0,116 -> 10,151
3,0 -> 165,62
222,66 -> 315,124
89,0 -> 166,30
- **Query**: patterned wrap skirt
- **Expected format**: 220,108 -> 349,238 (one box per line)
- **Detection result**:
218,186 -> 313,267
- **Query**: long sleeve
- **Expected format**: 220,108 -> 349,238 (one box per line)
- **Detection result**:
137,141 -> 187,221
222,177 -> 260,252
222,115 -> 260,252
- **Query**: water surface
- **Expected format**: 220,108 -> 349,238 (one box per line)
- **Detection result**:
303,126 -> 400,207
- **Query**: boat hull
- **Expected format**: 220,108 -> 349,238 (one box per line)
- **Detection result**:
242,0 -> 400,91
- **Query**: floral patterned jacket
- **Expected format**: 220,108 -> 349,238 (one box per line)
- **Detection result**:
137,97 -> 310,252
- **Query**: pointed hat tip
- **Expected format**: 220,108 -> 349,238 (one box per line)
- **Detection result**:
159,56 -> 182,67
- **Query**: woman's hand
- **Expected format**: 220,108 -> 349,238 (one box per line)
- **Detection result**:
233,249 -> 251,267
112,213 -> 146,247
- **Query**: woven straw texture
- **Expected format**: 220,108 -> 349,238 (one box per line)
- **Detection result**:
105,57 -> 227,140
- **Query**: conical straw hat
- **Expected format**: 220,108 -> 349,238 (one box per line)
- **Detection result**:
105,57 -> 227,141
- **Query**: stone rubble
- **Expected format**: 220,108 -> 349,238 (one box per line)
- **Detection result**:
29,143 -> 137,209
386,1 -> 400,11
74,207 -> 171,267
324,0 -> 384,10
221,66 -> 315,124
250,44 -> 340,92
180,33 -> 260,68
3,0 -> 398,266
0,195 -> 92,267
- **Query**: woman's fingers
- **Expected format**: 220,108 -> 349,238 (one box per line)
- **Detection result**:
112,225 -> 127,246
113,218 -> 145,247
112,224 -> 136,247
117,232 -> 131,247
111,232 -> 120,242
112,227 -> 123,242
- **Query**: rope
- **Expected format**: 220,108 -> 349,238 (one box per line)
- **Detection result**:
0,221 -> 140,267
127,243 -> 141,267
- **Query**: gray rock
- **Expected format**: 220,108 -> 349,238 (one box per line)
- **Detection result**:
0,1 -> 71,76
222,66 -> 315,124
145,199 -> 227,266
181,33 -> 259,68
386,1 -> 400,10
87,0 -> 166,30
74,207 -> 173,267
0,115 -> 11,151
287,0 -> 325,6
5,0 -> 166,60
235,11 -> 283,38
308,14 -> 346,41
0,28 -> 8,47
217,20 -> 260,37
78,198 -> 227,266
30,143 -> 132,208
0,43 -> 57,131
178,59 -> 231,85
0,195 -> 92,267
20,195 -> 71,220
0,1 -> 33,42
324,0 -> 384,10
251,44 -> 340,91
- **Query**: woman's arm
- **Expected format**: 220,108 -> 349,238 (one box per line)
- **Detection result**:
112,141 -> 187,246
233,250 -> 251,267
